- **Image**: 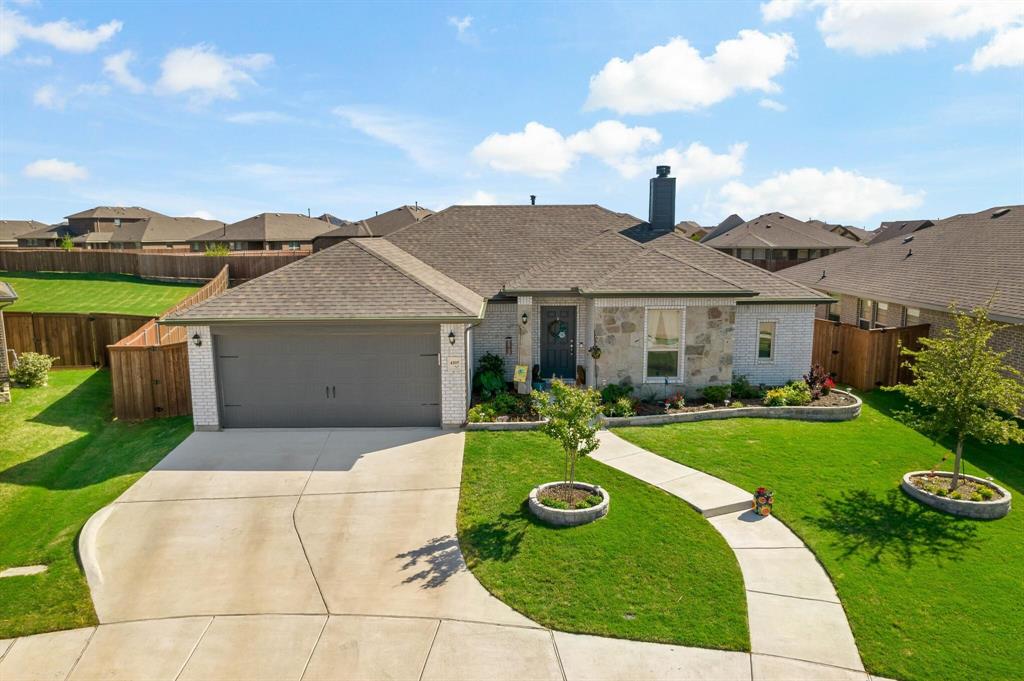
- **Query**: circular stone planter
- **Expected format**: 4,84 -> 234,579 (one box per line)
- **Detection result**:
528,481 -> 609,527
901,471 -> 1012,520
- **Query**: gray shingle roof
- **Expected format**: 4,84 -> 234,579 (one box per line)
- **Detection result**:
702,212 -> 860,249
869,219 -> 935,244
0,220 -> 48,242
107,216 -> 225,244
780,205 -> 1024,323
64,206 -> 167,220
189,213 -> 335,243
0,281 -> 17,303
166,238 -> 484,323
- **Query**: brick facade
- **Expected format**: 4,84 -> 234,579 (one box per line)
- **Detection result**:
186,325 -> 220,431
733,304 -> 815,386
471,302 -> 518,380
440,323 -> 469,427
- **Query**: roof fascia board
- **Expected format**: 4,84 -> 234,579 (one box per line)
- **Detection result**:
801,284 -> 1022,325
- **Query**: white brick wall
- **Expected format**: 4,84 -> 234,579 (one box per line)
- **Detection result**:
472,303 -> 518,379
186,325 -> 220,430
733,304 -> 815,386
440,323 -> 469,426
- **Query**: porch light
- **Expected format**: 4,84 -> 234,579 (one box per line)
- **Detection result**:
448,330 -> 456,345
191,333 -> 202,347
521,312 -> 529,325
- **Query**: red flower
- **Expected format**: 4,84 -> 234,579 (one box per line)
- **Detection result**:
824,377 -> 836,389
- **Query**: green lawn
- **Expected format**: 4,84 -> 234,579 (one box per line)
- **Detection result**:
0,369 -> 192,639
614,391 -> 1023,681
0,271 -> 199,316
458,431 -> 749,650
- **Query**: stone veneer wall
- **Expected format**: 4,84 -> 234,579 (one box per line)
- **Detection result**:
733,304 -> 815,386
440,323 -> 469,426
471,302 -> 518,380
186,325 -> 220,431
684,305 -> 735,391
593,306 -> 645,388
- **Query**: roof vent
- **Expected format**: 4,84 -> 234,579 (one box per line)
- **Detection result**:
530,194 -> 536,205
992,207 -> 1010,218
905,249 -> 912,259
902,235 -> 914,244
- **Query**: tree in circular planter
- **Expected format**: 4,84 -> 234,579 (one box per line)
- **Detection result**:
885,302 -> 1024,493
531,380 -> 604,512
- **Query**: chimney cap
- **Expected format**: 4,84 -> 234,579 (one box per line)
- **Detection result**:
655,165 -> 671,178
529,194 -> 536,205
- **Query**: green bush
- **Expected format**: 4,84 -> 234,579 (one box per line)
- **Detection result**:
762,382 -> 811,407
10,352 -> 57,387
59,234 -> 74,251
977,485 -> 995,500
540,497 -> 569,509
473,353 -> 507,399
600,381 -> 633,404
701,385 -> 730,403
204,243 -> 230,256
602,396 -> 636,417
762,388 -> 789,407
467,403 -> 497,423
730,374 -> 764,399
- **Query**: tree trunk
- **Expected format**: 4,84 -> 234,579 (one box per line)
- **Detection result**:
950,437 -> 964,490
568,452 -> 578,509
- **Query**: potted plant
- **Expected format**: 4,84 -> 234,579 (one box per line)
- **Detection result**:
753,486 -> 774,516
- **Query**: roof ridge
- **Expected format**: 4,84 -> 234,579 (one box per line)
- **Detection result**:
351,239 -> 483,316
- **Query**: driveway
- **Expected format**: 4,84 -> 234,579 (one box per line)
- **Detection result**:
0,429 -> 879,681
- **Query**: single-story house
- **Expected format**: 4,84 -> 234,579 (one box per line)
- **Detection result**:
312,205 -> 434,252
702,213 -> 861,271
188,213 -> 335,252
0,220 -> 48,248
0,281 -> 16,403
165,167 -> 830,430
781,205 -> 1023,377
95,216 -> 225,250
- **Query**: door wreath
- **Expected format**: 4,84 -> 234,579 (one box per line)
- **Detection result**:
547,320 -> 569,339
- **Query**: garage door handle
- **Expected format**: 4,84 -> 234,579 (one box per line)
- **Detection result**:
332,386 -> 336,398
326,385 -> 330,399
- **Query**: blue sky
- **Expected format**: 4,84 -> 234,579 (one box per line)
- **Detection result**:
1,0 -> 1022,226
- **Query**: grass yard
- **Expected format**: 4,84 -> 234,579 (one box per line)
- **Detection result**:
0,369 -> 192,639
0,271 -> 199,316
615,391 -> 1023,681
458,431 -> 749,650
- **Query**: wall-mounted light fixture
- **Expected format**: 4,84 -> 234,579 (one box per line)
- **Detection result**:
191,333 -> 202,347
448,330 -> 456,345
521,312 -> 529,325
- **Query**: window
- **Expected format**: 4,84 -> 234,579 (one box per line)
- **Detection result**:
288,241 -> 300,250
788,249 -> 798,260
739,248 -> 753,260
752,248 -> 766,260
904,307 -> 921,326
114,219 -> 121,227
797,249 -> 808,259
826,292 -> 840,321
757,321 -> 776,360
858,299 -> 876,330
645,309 -> 680,379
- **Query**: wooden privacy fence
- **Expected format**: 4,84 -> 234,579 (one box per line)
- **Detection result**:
3,311 -> 152,368
812,319 -> 930,391
0,248 -> 303,282
108,266 -> 229,420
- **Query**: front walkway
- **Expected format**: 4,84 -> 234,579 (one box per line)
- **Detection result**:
0,429 -> 886,681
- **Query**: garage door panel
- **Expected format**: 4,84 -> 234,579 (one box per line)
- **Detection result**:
215,329 -> 441,428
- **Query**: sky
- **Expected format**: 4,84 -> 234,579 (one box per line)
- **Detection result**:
1,0 -> 1022,227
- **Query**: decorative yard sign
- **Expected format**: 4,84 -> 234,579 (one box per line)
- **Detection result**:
513,364 -> 529,383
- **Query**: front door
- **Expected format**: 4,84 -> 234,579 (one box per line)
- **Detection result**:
540,306 -> 576,379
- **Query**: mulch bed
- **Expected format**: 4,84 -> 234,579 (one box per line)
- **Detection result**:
910,473 -> 1004,501
633,390 -> 856,416
540,483 -> 598,506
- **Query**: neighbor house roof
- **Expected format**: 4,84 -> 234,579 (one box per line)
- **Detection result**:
165,238 -> 485,324
698,214 -> 745,243
869,219 -> 935,245
0,220 -> 48,243
702,213 -> 860,250
71,231 -> 114,245
807,220 -> 873,243
363,205 -> 434,235
17,223 -> 79,241
780,205 -> 1024,324
674,220 -> 709,239
64,206 -> 168,220
106,216 -> 225,245
189,213 -> 335,243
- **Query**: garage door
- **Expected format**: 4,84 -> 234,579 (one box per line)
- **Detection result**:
215,327 -> 441,428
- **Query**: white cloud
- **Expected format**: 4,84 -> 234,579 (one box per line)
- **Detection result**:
457,190 -> 498,205
155,44 -> 273,104
652,143 -> 747,186
961,25 -> 1024,71
18,54 -> 52,66
758,98 -> 787,112
33,84 -> 64,109
103,50 -> 146,93
225,110 -> 295,124
0,8 -> 121,56
448,15 -> 477,45
23,158 -> 89,182
585,30 -> 797,114
188,210 -> 216,220
565,120 -> 662,175
334,106 -> 446,169
764,1 -> 1023,72
717,167 -> 924,223
472,122 -> 575,179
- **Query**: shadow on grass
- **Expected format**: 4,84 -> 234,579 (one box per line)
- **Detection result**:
805,488 -> 980,568
459,507 -> 534,567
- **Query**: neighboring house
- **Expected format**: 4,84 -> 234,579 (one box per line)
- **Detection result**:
165,166 -> 829,430
16,222 -> 79,248
807,220 -> 873,243
0,220 -> 47,248
16,206 -> 170,248
701,212 -> 860,271
674,220 -> 710,241
99,216 -> 225,250
869,219 -> 934,245
781,205 -> 1023,378
0,281 -> 15,403
312,204 -> 435,252
697,213 -> 745,243
188,213 -> 335,252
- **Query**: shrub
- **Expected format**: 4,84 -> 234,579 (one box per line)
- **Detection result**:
602,396 -> 636,417
467,403 -> 497,423
731,374 -> 763,399
729,401 -> 744,408
701,385 -> 730,403
491,392 -> 519,414
977,485 -> 995,500
762,388 -> 789,407
600,381 -> 633,404
969,493 -> 983,502
803,364 -> 832,399
204,243 -> 230,256
59,234 -> 74,251
10,352 -> 57,387
950,491 -> 962,500
540,497 -> 569,510
473,353 -> 506,399
761,383 -> 812,407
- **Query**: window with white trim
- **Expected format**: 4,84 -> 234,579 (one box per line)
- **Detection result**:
757,321 -> 776,360
645,308 -> 680,379
904,307 -> 921,326
858,298 -> 875,330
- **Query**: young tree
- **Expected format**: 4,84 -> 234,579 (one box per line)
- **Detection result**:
59,234 -> 74,251
532,379 -> 602,505
887,302 -> 1024,489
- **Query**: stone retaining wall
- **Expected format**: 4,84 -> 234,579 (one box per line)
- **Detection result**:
901,471 -> 1011,520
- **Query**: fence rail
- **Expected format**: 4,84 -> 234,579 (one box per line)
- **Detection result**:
108,265 -> 229,420
812,319 -> 930,391
0,248 -> 302,282
3,311 -> 153,368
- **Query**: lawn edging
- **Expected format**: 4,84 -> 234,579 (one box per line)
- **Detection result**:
900,471 -> 1012,519
467,390 -> 861,430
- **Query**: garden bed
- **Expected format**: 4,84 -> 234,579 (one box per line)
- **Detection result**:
901,471 -> 1011,519
528,481 -> 609,527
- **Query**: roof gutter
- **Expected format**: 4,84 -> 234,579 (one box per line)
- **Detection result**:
796,284 -> 1022,325
578,289 -> 756,298
161,302 -> 488,327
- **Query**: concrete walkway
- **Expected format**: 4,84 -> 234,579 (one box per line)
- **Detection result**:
0,429 -> 887,681
594,431 -> 867,676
